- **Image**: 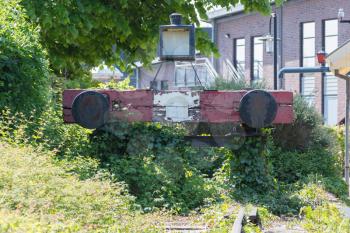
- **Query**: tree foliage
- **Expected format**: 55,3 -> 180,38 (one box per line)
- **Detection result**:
0,0 -> 50,113
19,0 -> 284,78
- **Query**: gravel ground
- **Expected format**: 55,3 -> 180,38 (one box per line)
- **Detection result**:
262,217 -> 306,233
263,192 -> 350,233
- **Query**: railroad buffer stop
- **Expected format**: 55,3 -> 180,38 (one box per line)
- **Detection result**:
62,13 -> 294,146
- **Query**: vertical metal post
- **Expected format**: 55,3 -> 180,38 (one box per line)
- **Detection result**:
273,13 -> 278,90
346,79 -> 350,195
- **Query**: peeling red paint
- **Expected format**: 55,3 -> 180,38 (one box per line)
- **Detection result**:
63,89 -> 294,126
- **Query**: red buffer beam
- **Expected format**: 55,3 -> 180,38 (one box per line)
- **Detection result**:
63,89 -> 294,129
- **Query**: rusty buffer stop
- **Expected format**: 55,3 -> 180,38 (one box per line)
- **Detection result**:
63,89 -> 294,130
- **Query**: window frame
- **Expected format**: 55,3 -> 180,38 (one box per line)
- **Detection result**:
251,36 -> 264,82
322,18 -> 339,125
300,21 -> 316,103
233,38 -> 245,71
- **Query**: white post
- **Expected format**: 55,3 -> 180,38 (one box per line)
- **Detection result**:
346,78 -> 350,196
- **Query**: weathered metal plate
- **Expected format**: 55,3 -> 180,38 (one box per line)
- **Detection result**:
72,91 -> 109,129
239,90 -> 278,128
153,91 -> 200,122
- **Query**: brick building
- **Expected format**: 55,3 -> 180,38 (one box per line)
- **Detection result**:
209,0 -> 350,125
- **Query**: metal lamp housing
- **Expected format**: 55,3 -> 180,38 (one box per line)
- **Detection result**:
261,34 -> 274,54
159,15 -> 195,61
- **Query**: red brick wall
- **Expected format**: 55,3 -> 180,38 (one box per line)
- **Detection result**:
215,0 -> 350,122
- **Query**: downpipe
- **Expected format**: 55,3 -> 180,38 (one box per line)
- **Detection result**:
278,66 -> 330,89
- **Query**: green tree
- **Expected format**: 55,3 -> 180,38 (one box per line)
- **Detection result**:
19,0 -> 284,79
0,0 -> 50,114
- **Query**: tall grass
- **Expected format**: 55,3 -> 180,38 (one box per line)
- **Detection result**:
0,143 -> 163,232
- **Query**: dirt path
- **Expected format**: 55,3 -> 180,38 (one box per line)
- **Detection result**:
325,192 -> 350,219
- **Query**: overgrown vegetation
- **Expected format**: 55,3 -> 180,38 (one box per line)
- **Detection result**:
211,77 -> 267,90
0,143 -> 161,232
0,0 -> 50,114
1,1 -> 349,231
2,73 -> 349,215
2,76 -> 348,217
302,204 -> 350,233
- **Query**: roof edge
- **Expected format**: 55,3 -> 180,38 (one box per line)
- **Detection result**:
207,5 -> 244,20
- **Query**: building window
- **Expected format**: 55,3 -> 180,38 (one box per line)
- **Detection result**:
252,36 -> 264,81
234,38 -> 245,76
323,19 -> 338,125
301,22 -> 316,104
324,20 -> 338,54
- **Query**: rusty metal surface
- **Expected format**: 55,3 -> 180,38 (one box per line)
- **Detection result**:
239,90 -> 278,128
72,91 -> 109,129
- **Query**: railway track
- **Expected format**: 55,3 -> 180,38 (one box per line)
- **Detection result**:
162,206 -> 248,233
165,222 -> 208,232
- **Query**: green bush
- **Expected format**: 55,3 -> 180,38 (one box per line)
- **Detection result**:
240,183 -> 303,216
210,76 -> 266,90
268,147 -> 341,183
0,0 -> 50,114
273,95 -> 332,152
322,176 -> 348,199
89,123 -> 220,213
